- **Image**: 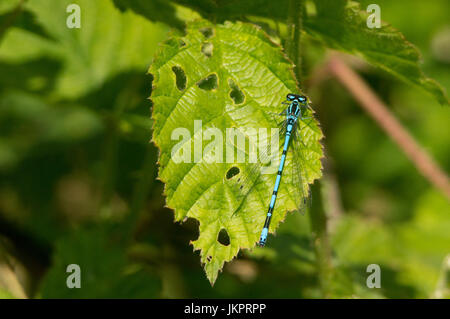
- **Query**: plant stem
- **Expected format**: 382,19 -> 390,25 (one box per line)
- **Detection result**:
328,55 -> 450,199
99,82 -> 138,216
288,0 -> 304,84
288,1 -> 333,295
122,144 -> 157,238
309,181 -> 333,298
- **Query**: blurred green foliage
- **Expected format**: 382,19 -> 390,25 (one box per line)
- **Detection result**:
0,0 -> 448,298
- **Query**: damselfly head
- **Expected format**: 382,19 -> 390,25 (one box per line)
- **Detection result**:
286,93 -> 308,106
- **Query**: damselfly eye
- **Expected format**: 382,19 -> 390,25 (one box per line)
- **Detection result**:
286,94 -> 296,101
298,95 -> 307,103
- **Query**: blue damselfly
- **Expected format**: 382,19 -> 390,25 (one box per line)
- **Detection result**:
257,93 -> 312,246
228,93 -> 313,247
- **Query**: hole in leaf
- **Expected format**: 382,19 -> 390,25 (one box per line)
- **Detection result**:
197,74 -> 218,91
226,166 -> 240,179
207,255 -> 212,262
201,42 -> 213,57
179,39 -> 186,47
199,27 -> 214,39
218,228 -> 230,246
228,79 -> 245,104
172,66 -> 186,91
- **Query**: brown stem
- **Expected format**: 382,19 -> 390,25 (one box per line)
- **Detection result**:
328,55 -> 450,199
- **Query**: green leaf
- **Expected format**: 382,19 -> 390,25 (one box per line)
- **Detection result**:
0,91 -> 103,170
0,0 -> 22,14
0,0 -> 168,98
0,1 -> 24,40
0,8 -> 53,41
149,19 -> 323,284
332,191 -> 450,298
304,0 -> 449,105
41,227 -> 161,298
119,0 -> 448,105
112,0 -> 288,28
112,0 -> 185,30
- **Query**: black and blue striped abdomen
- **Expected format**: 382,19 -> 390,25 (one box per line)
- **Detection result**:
258,119 -> 296,246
